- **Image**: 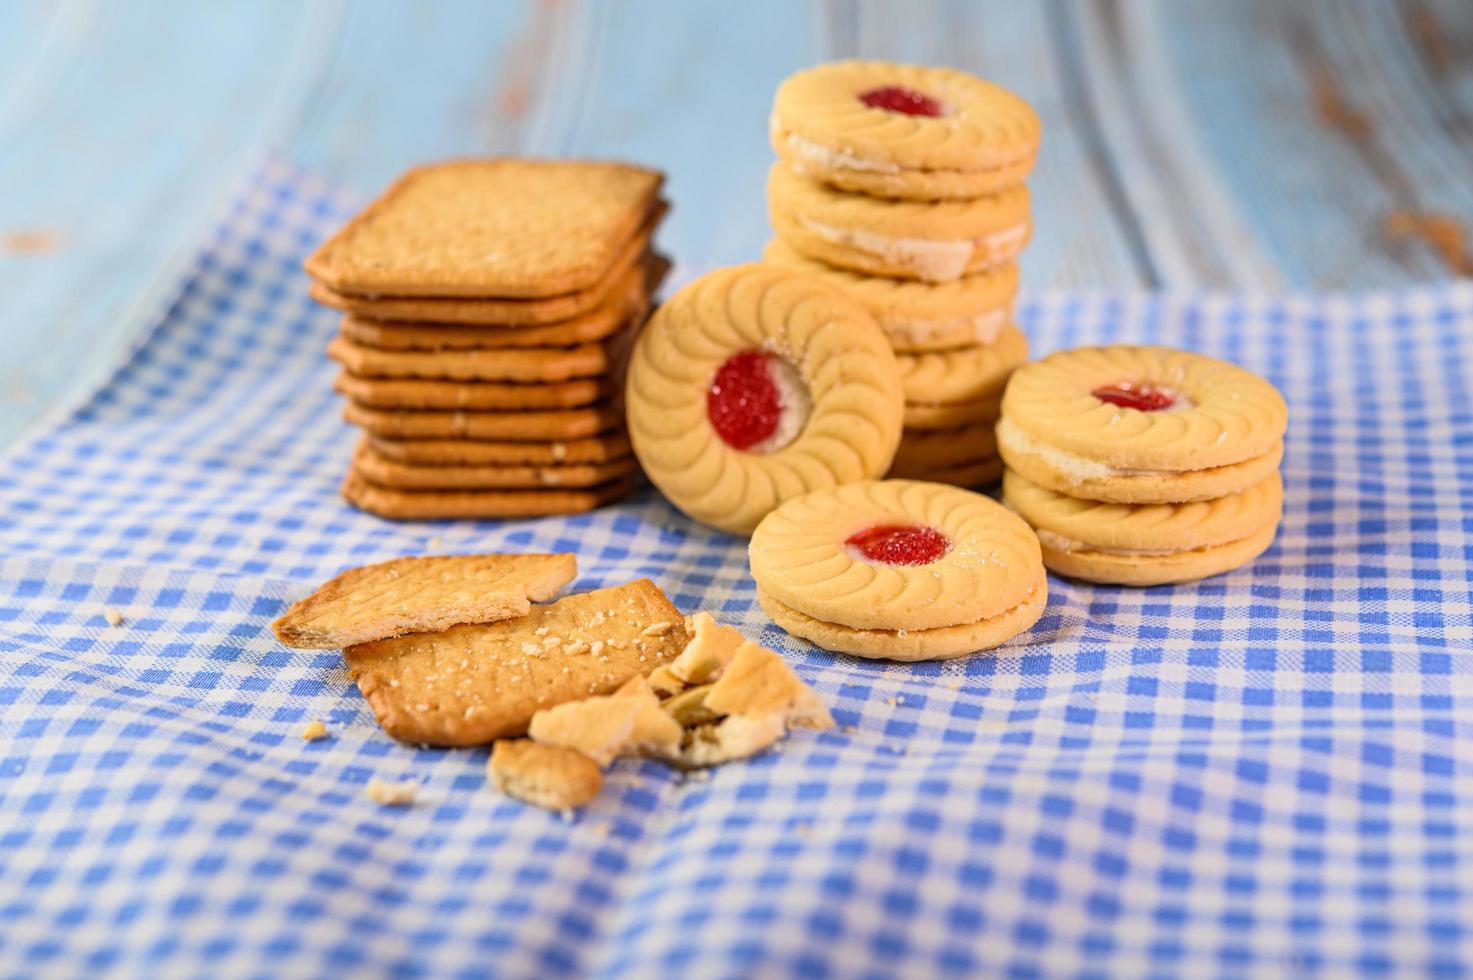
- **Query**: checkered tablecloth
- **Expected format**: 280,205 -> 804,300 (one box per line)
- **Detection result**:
2,160 -> 1472,979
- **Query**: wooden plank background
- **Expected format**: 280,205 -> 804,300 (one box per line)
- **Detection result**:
1,0 -> 1469,449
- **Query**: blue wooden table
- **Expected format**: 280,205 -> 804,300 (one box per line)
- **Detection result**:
2,0 -> 1470,449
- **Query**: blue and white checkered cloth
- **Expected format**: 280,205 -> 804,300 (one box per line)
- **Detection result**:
3,159 -> 1472,979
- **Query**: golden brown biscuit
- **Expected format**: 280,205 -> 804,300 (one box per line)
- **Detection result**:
897,325 -> 1028,405
488,740 -> 603,810
770,60 -> 1041,200
888,455 -> 1003,488
342,471 -> 635,520
1003,468 -> 1283,586
762,239 -> 1017,353
327,335 -> 614,383
625,264 -> 903,535
902,394 -> 1001,431
748,479 -> 1043,633
308,236 -> 653,326
335,257 -> 665,350
351,441 -> 638,491
344,580 -> 688,745
335,373 -> 612,411
889,420 -> 998,473
768,164 -> 1030,282
365,433 -> 632,467
343,400 -> 623,441
306,160 -> 663,298
999,346 -> 1289,472
272,553 -> 575,649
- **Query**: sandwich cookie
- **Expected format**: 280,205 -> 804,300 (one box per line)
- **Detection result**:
1003,468 -> 1283,586
770,60 -> 1041,201
761,238 -> 1018,353
998,346 -> 1288,503
768,164 -> 1030,283
626,264 -> 903,535
749,480 -> 1046,660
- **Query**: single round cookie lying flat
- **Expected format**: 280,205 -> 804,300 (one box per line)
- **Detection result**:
761,238 -> 1018,353
1002,468 -> 1283,586
770,60 -> 1041,201
749,479 -> 1046,659
999,345 -> 1288,494
768,164 -> 1030,283
625,264 -> 903,535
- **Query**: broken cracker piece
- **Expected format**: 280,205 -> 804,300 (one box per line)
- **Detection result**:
665,611 -> 746,685
670,713 -> 789,769
705,642 -> 835,730
103,608 -> 124,627
528,675 -> 681,764
301,720 -> 328,741
662,684 -> 717,727
273,553 -> 576,649
365,778 -> 417,806
489,739 -> 602,810
344,580 -> 688,746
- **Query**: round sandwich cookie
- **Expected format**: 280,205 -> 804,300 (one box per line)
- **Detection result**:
1003,469 -> 1283,586
749,480 -> 1046,660
768,164 -> 1030,283
625,264 -> 903,535
761,239 -> 1018,353
897,323 -> 1028,406
890,419 -> 998,474
904,393 -> 1003,431
998,345 -> 1288,502
770,60 -> 1041,201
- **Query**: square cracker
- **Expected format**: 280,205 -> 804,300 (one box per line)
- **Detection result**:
342,471 -> 636,520
351,441 -> 637,491
343,400 -> 623,442
344,580 -> 689,746
334,373 -> 613,412
272,553 -> 576,649
326,334 -> 615,383
305,159 -> 664,299
366,432 -> 632,467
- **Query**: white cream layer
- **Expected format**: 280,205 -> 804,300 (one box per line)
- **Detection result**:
997,417 -> 1174,482
798,218 -> 1027,282
885,307 -> 1008,347
1033,528 -> 1183,558
782,131 -> 901,174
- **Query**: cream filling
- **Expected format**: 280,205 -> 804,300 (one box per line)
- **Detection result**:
799,218 -> 1026,282
783,131 -> 901,174
997,417 -> 1173,482
885,307 -> 1008,346
1034,528 -> 1183,558
748,356 -> 812,455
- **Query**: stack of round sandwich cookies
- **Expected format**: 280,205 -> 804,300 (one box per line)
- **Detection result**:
625,263 -> 904,535
305,160 -> 669,520
764,60 -> 1040,487
998,346 -> 1289,586
749,480 -> 1048,660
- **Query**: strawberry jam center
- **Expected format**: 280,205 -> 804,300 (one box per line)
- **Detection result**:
858,85 -> 943,117
708,351 -> 783,450
845,524 -> 949,566
1091,382 -> 1177,412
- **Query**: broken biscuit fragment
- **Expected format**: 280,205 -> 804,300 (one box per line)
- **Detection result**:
489,740 -> 602,811
665,612 -> 745,686
273,553 -> 576,648
365,778 -> 417,806
528,675 -> 681,764
705,642 -> 834,730
344,579 -> 688,746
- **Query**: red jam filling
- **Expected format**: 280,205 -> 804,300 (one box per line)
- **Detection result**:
708,351 -> 782,450
1091,382 -> 1177,412
845,524 -> 949,566
858,85 -> 943,117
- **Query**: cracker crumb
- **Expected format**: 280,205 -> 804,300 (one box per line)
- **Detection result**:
535,627 -> 549,636
591,640 -> 605,657
795,821 -> 813,838
103,608 -> 123,627
427,536 -> 444,549
521,642 -> 541,655
559,808 -> 574,823
301,720 -> 328,741
642,621 -> 673,637
365,778 -> 417,806
594,822 -> 611,837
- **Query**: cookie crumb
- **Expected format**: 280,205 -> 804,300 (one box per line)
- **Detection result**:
301,719 -> 328,741
365,778 -> 417,806
103,608 -> 124,627
427,536 -> 444,549
641,621 -> 673,637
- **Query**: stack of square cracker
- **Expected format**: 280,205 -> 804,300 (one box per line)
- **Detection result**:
305,159 -> 668,520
